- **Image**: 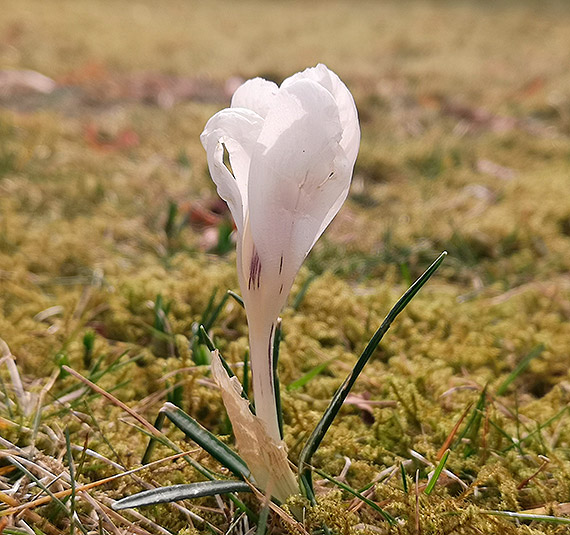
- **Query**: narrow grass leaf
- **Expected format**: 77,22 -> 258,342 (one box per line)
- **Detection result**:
227,290 -> 244,308
243,349 -> 250,398
400,462 -> 408,493
481,510 -> 570,525
203,292 -> 230,331
314,467 -> 396,524
292,273 -> 316,310
496,344 -> 544,396
454,386 -> 486,457
298,252 -> 446,496
273,318 -> 284,440
161,402 -> 251,479
112,481 -> 251,511
502,404 -> 568,453
65,429 -> 77,535
287,359 -> 335,391
424,449 -> 450,495
257,498 -> 270,535
141,411 -> 167,465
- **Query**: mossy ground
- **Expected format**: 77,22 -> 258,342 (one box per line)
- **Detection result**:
1,1 -> 570,533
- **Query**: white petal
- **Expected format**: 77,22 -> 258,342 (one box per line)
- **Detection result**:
200,108 -> 263,233
247,78 -> 351,317
231,77 -> 279,118
282,63 -> 360,166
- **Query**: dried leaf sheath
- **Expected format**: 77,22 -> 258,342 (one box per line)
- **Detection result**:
210,350 -> 298,503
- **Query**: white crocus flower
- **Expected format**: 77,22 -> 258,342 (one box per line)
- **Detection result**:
201,64 -> 360,500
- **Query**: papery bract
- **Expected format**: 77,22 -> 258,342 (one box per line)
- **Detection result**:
201,64 -> 360,498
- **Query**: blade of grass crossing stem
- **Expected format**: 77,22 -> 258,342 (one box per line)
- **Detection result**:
314,467 -> 395,524
161,402 -> 251,480
298,252 -> 446,497
496,344 -> 544,396
273,318 -> 283,440
424,450 -> 450,495
141,410 -> 167,465
112,481 -> 251,511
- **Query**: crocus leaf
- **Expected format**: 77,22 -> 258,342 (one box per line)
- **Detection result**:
112,480 -> 251,510
298,251 -> 447,497
161,402 -> 251,480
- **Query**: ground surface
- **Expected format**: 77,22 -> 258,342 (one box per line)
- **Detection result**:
1,1 -> 570,534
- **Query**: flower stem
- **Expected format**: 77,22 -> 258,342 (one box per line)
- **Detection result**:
248,318 -> 282,443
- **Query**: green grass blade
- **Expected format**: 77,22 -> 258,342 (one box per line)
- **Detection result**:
424,449 -> 450,495
287,359 -> 335,391
273,318 -> 283,440
501,404 -> 569,453
400,462 -> 408,493
161,402 -> 251,480
256,498 -> 270,535
227,290 -> 244,308
314,467 -> 396,524
292,273 -> 316,310
496,344 -> 544,396
201,288 -> 219,327
298,252 -> 446,496
65,428 -> 77,535
141,411 -> 167,465
481,510 -> 570,525
112,480 -> 251,511
203,292 -> 230,331
454,386 -> 487,457
242,349 -> 250,398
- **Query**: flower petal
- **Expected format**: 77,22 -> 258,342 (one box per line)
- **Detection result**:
282,63 -> 360,166
246,78 -> 351,317
230,77 -> 279,118
200,108 -> 263,233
